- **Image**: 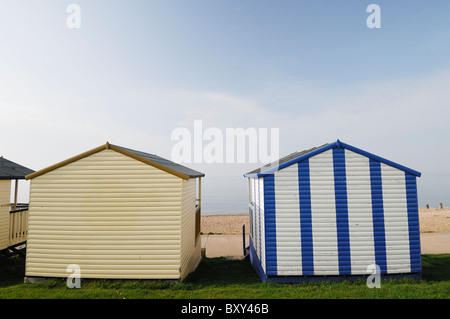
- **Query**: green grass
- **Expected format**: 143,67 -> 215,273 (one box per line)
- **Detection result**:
0,254 -> 449,299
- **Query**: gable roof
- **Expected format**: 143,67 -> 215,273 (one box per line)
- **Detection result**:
26,142 -> 205,180
244,139 -> 421,178
245,144 -> 328,176
0,157 -> 35,180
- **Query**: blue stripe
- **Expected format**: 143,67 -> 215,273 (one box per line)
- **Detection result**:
298,160 -> 314,275
249,236 -> 268,281
258,179 -> 261,260
369,159 -> 387,274
264,175 -> 277,275
333,148 -> 351,275
405,173 -> 422,272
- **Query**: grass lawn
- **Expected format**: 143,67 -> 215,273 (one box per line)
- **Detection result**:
0,254 -> 449,299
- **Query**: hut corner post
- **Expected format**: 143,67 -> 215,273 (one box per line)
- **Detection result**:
13,179 -> 18,210
198,177 -> 201,211
195,177 -> 202,242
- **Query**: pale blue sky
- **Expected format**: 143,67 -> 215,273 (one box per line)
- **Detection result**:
1,1 -> 449,211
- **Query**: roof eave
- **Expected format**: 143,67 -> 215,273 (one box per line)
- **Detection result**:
0,176 -> 27,180
339,141 -> 422,177
26,144 -> 108,180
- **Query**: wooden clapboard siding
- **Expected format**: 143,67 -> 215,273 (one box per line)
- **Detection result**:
0,180 -> 11,250
26,149 -> 184,279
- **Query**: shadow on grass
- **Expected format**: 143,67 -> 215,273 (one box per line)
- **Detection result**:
184,257 -> 260,286
187,254 -> 450,286
0,255 -> 26,288
422,254 -> 450,281
1,254 -> 449,291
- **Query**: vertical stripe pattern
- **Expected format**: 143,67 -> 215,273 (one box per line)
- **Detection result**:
249,146 -> 421,278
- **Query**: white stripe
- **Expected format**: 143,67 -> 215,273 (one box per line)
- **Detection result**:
381,163 -> 411,273
345,149 -> 376,275
274,164 -> 302,275
259,177 -> 266,273
309,150 -> 339,275
252,178 -> 259,260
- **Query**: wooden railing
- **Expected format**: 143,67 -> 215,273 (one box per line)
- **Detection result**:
9,208 -> 28,246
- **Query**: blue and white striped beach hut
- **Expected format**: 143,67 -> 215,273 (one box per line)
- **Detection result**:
244,140 -> 421,282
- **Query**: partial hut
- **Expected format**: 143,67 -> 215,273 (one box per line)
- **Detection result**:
0,157 -> 34,255
25,143 -> 204,281
244,140 -> 421,282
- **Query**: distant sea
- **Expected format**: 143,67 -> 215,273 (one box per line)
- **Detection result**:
201,189 -> 248,216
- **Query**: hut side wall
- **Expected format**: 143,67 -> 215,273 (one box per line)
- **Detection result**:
0,180 -> 11,250
180,178 -> 201,280
249,177 -> 266,274
26,149 -> 184,279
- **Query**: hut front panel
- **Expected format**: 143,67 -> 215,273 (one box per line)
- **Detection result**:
180,178 -> 201,280
26,149 -> 183,279
0,180 -> 11,250
262,147 -> 420,278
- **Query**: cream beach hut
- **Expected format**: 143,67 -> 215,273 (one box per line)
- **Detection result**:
24,142 -> 204,281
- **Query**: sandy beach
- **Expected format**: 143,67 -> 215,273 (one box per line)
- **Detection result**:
201,206 -> 450,235
418,206 -> 450,233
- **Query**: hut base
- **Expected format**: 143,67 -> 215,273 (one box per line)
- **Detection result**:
249,238 -> 421,283
24,276 -> 182,285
